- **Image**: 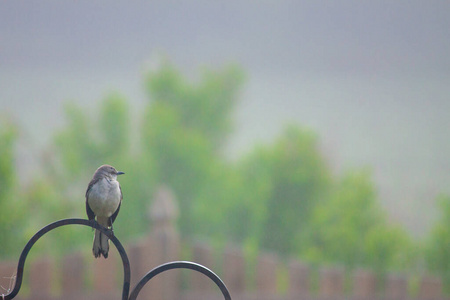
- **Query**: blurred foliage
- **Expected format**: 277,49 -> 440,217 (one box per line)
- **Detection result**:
425,195 -> 450,291
142,62 -> 244,236
0,60 -> 447,282
236,126 -> 331,255
303,170 -> 414,271
0,119 -> 27,256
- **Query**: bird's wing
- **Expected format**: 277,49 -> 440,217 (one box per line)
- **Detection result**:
85,177 -> 101,221
109,185 -> 123,226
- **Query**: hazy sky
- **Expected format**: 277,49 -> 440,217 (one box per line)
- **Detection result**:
1,1 -> 449,235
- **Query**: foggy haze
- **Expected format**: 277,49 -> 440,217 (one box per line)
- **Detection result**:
1,1 -> 449,236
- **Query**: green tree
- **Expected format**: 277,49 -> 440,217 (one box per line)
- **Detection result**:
52,102 -> 101,179
304,169 -> 412,271
231,126 -> 331,255
144,61 -> 243,150
0,120 -> 26,257
52,94 -> 130,179
364,223 -> 414,273
99,94 -> 130,159
142,61 -> 244,236
304,170 -> 381,266
425,195 -> 450,290
0,120 -> 16,199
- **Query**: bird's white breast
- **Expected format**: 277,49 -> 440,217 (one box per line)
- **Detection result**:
88,177 -> 121,217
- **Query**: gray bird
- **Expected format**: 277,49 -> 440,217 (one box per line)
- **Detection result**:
86,165 -> 125,258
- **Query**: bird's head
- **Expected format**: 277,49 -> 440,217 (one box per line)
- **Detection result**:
94,164 -> 125,180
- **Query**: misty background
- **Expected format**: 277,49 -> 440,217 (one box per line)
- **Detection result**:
1,1 -> 450,238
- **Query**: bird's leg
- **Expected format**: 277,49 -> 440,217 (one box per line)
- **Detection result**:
109,217 -> 115,236
88,218 -> 97,232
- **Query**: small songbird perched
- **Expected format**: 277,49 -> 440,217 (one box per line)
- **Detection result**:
85,165 -> 125,258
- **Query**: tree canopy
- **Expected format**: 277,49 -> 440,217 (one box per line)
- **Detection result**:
425,195 -> 450,291
0,120 -> 25,256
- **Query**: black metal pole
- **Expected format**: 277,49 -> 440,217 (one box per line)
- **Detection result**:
2,218 -> 131,300
128,261 -> 231,300
1,219 -> 231,300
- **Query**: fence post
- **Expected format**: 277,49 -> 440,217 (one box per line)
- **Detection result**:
223,245 -> 246,296
148,185 -> 180,262
319,266 -> 345,299
256,252 -> 278,296
144,185 -> 180,300
127,238 -> 158,291
288,259 -> 310,297
29,256 -> 54,300
0,261 -> 17,296
352,269 -> 377,299
385,273 -> 408,300
190,241 -> 215,292
61,252 -> 85,299
418,276 -> 443,299
92,249 -> 119,298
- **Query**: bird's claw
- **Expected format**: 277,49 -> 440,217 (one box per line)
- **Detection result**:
107,227 -> 115,237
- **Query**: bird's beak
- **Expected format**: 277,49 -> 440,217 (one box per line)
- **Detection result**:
117,171 -> 125,175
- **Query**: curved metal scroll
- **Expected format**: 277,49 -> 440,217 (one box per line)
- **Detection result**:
128,261 -> 231,300
2,218 -> 131,300
2,219 -> 231,300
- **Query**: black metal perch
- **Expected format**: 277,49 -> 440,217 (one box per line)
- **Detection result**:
1,218 -> 231,300
129,261 -> 231,300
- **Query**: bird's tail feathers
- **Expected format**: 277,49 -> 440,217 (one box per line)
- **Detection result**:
93,229 -> 109,258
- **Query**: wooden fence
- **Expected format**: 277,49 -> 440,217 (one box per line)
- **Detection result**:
0,186 -> 446,300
